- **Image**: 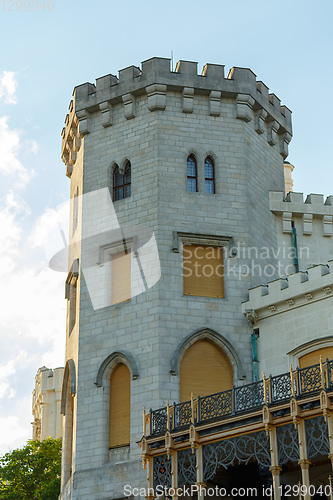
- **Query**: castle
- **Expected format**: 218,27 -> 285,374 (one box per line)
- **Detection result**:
56,57 -> 333,500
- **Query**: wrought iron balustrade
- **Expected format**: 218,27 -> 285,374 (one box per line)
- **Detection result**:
146,359 -> 333,437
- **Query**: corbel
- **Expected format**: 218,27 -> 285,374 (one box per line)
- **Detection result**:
282,212 -> 293,233
245,308 -> 257,326
235,94 -> 255,122
76,109 -> 90,136
99,101 -> 112,128
182,87 -> 194,113
267,120 -> 279,146
279,132 -> 292,159
146,84 -> 167,111
122,93 -> 136,120
209,90 -> 221,117
323,215 -> 333,237
303,214 -> 313,235
254,108 -> 267,134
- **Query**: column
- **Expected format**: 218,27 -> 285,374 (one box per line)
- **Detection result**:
269,426 -> 282,500
297,419 -> 311,500
171,450 -> 178,500
196,444 -> 206,500
326,411 -> 333,472
146,456 -> 155,500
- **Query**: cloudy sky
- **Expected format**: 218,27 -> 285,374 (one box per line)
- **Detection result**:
0,0 -> 333,455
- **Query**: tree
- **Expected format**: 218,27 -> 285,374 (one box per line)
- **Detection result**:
0,437 -> 61,500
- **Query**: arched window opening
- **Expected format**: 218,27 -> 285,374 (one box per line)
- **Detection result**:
109,363 -> 130,448
113,162 -> 131,201
299,346 -> 333,369
205,156 -> 215,194
64,381 -> 74,484
179,339 -> 233,402
187,155 -> 197,192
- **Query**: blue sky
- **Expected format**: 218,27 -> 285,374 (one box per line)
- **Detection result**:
0,0 -> 332,454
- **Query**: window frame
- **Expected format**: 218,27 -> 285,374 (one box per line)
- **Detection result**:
187,154 -> 198,193
182,243 -> 225,299
204,156 -> 215,194
113,161 -> 131,201
98,239 -> 133,306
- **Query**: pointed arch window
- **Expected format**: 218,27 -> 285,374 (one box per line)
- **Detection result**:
113,162 -> 131,201
187,154 -> 197,192
109,363 -> 130,448
180,340 -> 233,402
205,156 -> 215,194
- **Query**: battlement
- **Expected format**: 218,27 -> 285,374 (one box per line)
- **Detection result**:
270,191 -> 333,236
242,260 -> 333,320
270,191 -> 333,213
73,57 -> 292,133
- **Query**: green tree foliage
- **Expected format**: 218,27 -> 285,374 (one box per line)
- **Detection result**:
0,437 -> 62,500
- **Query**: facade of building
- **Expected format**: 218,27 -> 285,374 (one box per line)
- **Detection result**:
32,366 -> 64,441
59,57 -> 333,500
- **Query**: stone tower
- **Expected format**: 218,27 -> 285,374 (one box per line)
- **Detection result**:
59,57 -> 292,499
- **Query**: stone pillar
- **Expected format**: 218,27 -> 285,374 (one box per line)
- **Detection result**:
269,425 -> 282,500
297,419 -> 311,500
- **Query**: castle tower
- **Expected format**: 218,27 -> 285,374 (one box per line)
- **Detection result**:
59,57 -> 292,499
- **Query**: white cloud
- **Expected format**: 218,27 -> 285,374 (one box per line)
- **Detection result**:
0,116 -> 35,185
0,194 -> 66,455
0,416 -> 30,454
0,71 -> 17,104
0,353 -> 27,400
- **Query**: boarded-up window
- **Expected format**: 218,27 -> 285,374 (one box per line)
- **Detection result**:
111,251 -> 131,305
109,364 -> 130,448
183,244 -> 224,298
180,340 -> 233,402
299,346 -> 333,369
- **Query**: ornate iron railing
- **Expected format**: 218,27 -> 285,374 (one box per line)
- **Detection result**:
146,358 -> 333,437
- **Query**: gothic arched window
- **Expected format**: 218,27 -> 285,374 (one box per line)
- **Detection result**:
205,156 -> 215,194
113,162 -> 131,201
179,340 -> 233,402
187,154 -> 197,192
109,363 -> 130,448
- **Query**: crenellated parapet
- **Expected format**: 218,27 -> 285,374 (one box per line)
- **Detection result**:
270,191 -> 333,236
242,260 -> 333,321
61,57 -> 292,175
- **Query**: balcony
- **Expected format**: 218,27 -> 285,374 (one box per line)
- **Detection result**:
139,359 -> 333,499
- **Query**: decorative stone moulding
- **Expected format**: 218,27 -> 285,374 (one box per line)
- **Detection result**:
242,261 -> 333,320
270,192 -> 333,237
66,57 -> 292,157
61,97 -> 82,178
